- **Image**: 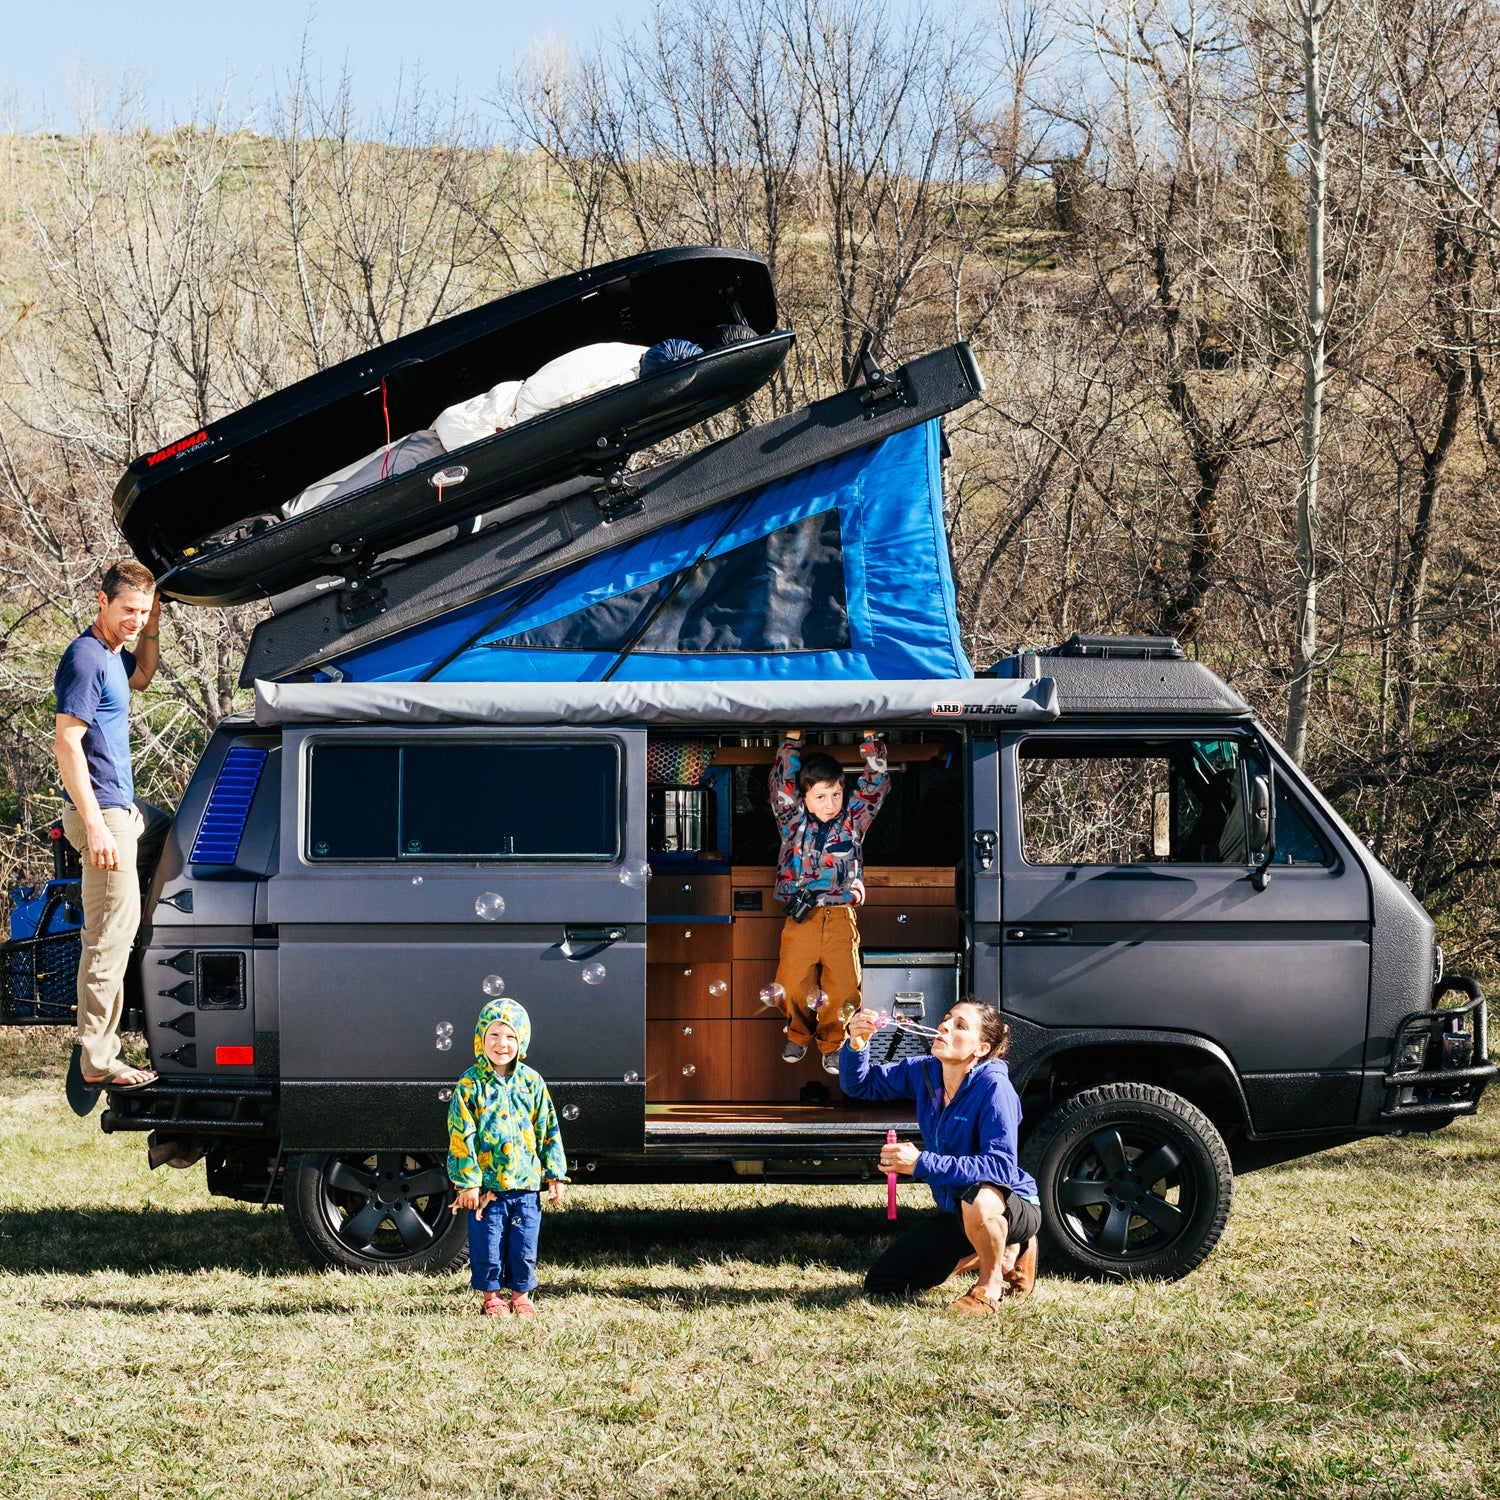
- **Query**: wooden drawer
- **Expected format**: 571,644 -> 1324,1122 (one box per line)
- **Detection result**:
648,874 -> 731,917
732,915 -> 787,961
860,879 -> 956,906
647,961 -> 732,1019
646,921 -> 733,964
647,1018 -> 732,1101
858,906 -> 963,949
730,1019 -> 843,1102
731,958 -> 783,1019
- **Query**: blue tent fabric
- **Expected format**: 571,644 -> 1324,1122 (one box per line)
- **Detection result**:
324,419 -> 972,683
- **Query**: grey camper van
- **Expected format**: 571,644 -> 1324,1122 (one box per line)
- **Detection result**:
90,652 -> 1493,1282
6,249 -> 1490,1282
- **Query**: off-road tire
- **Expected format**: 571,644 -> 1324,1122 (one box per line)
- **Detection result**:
1023,1083 -> 1232,1281
282,1150 -> 468,1274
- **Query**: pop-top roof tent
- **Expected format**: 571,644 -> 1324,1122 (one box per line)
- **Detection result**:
235,341 -> 988,685
117,247 -> 790,605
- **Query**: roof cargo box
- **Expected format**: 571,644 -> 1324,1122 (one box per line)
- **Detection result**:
114,248 -> 789,605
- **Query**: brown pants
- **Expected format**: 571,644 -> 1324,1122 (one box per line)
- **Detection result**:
62,803 -> 144,1079
774,905 -> 862,1055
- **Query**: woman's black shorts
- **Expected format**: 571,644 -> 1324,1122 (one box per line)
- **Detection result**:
865,1186 -> 1041,1297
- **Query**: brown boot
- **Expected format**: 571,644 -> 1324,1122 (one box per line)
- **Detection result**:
1004,1237 -> 1038,1300
946,1284 -> 1005,1315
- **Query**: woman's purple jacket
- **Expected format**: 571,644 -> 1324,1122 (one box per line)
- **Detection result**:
839,1045 -> 1039,1213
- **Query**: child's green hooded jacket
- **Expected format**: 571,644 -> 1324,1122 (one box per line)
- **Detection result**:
446,999 -> 567,1193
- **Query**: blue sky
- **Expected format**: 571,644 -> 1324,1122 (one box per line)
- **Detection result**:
4,1 -> 661,129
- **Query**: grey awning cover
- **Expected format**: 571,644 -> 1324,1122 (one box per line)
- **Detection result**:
254,676 -> 1059,728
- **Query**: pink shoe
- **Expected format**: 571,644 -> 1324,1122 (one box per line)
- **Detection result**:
480,1292 -> 508,1317
509,1291 -> 538,1317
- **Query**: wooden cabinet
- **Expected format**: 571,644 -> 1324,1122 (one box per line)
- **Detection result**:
732,916 -> 784,961
647,962 -> 732,1020
647,1018 -> 732,1101
730,1019 -> 841,1102
858,905 -> 963,949
648,874 -> 730,917
646,922 -> 733,964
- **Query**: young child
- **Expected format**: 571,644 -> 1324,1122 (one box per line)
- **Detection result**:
446,998 -> 567,1317
769,730 -> 890,1074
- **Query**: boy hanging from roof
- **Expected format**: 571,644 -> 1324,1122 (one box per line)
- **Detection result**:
447,998 -> 567,1317
769,731 -> 890,1074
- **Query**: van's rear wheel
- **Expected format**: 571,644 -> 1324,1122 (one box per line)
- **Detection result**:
1023,1083 -> 1232,1281
283,1151 -> 467,1273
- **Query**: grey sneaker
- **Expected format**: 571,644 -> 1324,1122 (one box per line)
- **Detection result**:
781,1039 -> 808,1063
822,1052 -> 841,1075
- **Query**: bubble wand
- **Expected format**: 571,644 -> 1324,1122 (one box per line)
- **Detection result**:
885,1128 -> 899,1220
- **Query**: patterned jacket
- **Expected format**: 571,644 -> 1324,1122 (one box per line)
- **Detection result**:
446,999 -> 568,1193
770,736 -> 890,905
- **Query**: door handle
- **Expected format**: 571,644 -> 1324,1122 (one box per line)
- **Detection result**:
561,926 -> 626,960
1005,926 -> 1072,942
973,829 -> 997,871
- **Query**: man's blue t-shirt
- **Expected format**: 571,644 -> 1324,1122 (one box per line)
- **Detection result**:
54,630 -> 137,810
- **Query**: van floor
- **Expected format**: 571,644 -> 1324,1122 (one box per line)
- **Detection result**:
645,1102 -> 917,1135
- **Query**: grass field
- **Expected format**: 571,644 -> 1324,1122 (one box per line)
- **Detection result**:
2,1027 -> 1497,1500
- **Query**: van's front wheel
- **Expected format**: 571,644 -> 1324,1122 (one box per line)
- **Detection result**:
283,1151 -> 468,1273
1023,1083 -> 1232,1281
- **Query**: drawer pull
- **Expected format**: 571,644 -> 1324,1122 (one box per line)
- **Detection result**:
683,967 -> 693,976
682,1025 -> 693,1036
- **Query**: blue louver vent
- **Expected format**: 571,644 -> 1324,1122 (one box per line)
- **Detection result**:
189,747 -> 268,865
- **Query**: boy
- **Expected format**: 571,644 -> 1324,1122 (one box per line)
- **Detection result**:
447,998 -> 567,1317
769,730 -> 889,1074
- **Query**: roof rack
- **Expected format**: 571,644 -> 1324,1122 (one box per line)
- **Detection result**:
1046,634 -> 1185,660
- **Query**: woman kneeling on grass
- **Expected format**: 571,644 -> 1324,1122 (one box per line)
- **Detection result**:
840,1000 -> 1041,1314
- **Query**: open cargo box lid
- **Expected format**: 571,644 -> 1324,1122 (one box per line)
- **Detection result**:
114,247 -> 788,603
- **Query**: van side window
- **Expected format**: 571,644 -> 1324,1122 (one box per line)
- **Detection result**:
1019,738 -> 1330,867
307,740 -> 620,860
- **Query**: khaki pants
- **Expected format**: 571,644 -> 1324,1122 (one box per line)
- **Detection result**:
774,905 -> 862,1055
62,803 -> 144,1079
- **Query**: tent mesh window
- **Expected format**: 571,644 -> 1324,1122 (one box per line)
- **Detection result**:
493,509 -> 849,655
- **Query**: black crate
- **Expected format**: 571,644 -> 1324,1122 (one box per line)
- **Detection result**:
2,929 -> 81,1024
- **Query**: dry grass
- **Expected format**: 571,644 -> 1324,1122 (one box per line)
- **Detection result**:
1,1027 -> 1497,1499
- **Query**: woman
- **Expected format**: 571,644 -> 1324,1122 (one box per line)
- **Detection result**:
840,999 -> 1041,1313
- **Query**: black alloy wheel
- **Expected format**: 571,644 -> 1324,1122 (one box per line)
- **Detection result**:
282,1151 -> 468,1273
1023,1082 -> 1233,1281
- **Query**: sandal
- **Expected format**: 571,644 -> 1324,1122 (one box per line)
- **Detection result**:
480,1292 -> 509,1317
90,1067 -> 159,1092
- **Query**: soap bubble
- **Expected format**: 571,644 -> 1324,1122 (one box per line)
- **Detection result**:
619,859 -> 652,890
758,983 -> 786,1009
475,892 -> 506,921
807,990 -> 828,1012
681,1065 -> 696,1078
708,979 -> 728,998
562,1105 -> 580,1121
482,975 -> 506,998
410,875 -> 424,886
435,1037 -> 452,1052
581,963 -> 606,986
435,1022 -> 453,1037
839,1001 -> 858,1023
624,1070 -> 640,1083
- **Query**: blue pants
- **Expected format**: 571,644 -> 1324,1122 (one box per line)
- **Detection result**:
467,1190 -> 541,1293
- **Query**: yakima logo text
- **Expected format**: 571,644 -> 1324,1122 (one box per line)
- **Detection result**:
145,430 -> 208,467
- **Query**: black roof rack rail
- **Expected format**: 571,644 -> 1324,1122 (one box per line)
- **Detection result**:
1048,634 -> 1185,660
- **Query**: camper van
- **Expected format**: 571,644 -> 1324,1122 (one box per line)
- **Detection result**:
5,250 -> 1490,1283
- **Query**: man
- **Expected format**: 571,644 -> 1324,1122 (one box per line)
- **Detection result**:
53,559 -> 172,1113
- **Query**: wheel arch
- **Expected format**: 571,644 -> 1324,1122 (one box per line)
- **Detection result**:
1012,1030 -> 1252,1142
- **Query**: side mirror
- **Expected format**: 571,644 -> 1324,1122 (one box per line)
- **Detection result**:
1248,773 -> 1272,854
1248,766 -> 1277,890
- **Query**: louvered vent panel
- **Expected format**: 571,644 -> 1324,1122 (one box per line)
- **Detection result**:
189,747 -> 268,865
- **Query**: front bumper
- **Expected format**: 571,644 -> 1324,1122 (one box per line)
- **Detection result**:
1381,976 -> 1496,1121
